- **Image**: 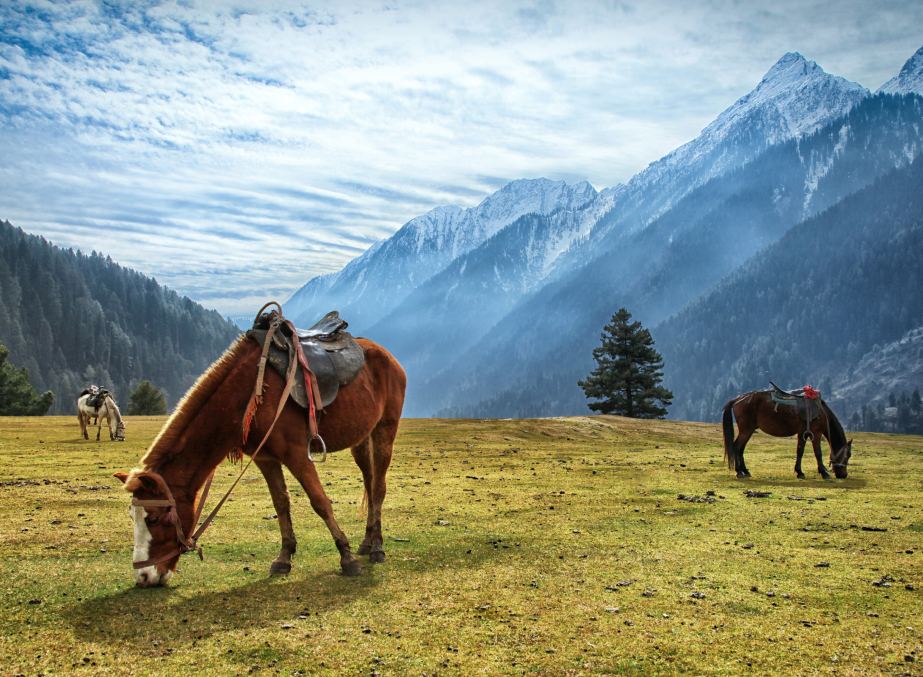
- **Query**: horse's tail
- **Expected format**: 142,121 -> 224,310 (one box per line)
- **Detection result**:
722,399 -> 738,471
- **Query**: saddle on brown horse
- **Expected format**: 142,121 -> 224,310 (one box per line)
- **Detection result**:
246,310 -> 365,411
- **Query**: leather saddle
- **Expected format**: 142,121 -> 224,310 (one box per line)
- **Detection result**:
81,387 -> 110,410
246,311 -> 365,409
768,382 -> 821,422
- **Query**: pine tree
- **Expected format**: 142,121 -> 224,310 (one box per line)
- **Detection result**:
578,308 -> 673,419
127,380 -> 167,415
0,341 -> 54,415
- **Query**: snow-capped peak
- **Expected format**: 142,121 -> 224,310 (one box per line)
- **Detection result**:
701,52 -> 869,146
878,45 -> 923,95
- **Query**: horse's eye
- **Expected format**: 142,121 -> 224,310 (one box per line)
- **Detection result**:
147,516 -> 160,526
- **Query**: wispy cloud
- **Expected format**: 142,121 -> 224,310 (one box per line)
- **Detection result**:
1,0 -> 921,314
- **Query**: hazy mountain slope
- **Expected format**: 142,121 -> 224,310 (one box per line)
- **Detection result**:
656,153 -> 923,422
430,93 -> 923,418
878,45 -> 923,95
364,202 -> 609,378
0,221 -> 241,413
286,179 -> 598,330
828,326 -> 923,422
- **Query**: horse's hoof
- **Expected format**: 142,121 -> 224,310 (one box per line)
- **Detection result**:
356,544 -> 371,556
269,561 -> 291,576
797,473 -> 806,480
736,472 -> 747,479
369,549 -> 386,564
341,560 -> 362,577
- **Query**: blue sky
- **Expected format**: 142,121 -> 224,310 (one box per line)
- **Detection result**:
1,0 -> 921,315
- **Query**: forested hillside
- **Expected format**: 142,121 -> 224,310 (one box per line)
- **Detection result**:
656,155 -> 923,422
0,221 -> 241,414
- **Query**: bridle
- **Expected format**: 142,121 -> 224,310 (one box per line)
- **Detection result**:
831,445 -> 850,471
131,302 -> 319,571
131,471 -> 213,569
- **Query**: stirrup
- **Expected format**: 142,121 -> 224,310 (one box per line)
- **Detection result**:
308,435 -> 327,463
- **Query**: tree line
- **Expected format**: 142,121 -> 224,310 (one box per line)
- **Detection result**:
656,153 -> 923,424
0,221 -> 241,414
849,388 -> 923,434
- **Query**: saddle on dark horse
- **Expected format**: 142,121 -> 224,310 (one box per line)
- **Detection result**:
246,310 -> 365,411
768,381 -> 822,422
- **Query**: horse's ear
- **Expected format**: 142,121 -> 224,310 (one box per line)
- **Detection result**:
136,473 -> 161,493
113,472 -> 129,484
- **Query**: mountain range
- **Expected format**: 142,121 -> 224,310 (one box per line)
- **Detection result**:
286,46 -> 923,423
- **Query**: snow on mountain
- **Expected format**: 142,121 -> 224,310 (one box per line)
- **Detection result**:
285,178 -> 598,329
701,52 -> 870,148
878,45 -> 923,95
599,53 -> 867,232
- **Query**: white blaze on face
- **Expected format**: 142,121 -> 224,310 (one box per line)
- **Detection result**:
130,503 -> 172,586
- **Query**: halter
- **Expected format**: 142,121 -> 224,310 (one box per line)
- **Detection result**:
830,446 -> 850,470
131,470 -> 213,569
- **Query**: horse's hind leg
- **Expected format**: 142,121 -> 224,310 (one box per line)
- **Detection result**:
255,457 -> 298,576
734,428 -> 754,479
352,428 -> 394,564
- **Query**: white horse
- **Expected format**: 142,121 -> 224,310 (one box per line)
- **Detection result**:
77,393 -> 126,441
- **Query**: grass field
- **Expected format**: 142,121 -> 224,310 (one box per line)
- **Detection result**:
0,414 -> 921,676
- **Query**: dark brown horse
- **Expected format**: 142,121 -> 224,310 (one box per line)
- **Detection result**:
115,333 -> 405,587
722,390 -> 852,480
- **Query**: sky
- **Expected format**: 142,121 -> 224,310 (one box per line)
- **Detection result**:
1,1 -> 921,316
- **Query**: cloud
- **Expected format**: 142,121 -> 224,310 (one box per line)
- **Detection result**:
1,0 -> 921,314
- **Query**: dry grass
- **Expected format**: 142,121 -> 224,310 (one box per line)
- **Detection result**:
0,414 -> 921,676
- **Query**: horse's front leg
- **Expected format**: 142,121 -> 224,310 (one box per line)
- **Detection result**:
795,436 -> 807,479
255,457 -> 298,576
286,455 -> 362,577
811,434 -> 832,479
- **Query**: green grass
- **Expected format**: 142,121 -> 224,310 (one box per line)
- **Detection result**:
1,414 -> 921,676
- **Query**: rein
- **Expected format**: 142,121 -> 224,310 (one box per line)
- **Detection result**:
132,306 -> 307,570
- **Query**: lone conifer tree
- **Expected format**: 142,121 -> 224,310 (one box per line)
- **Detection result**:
127,380 -> 167,415
578,308 -> 673,418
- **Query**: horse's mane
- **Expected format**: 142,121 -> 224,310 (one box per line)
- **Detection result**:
139,335 -> 249,471
822,400 -> 848,449
107,395 -> 123,424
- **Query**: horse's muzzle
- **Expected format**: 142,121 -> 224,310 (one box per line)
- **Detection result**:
135,569 -> 172,588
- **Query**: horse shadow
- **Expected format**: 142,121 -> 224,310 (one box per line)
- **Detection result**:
62,566 -> 382,649
730,476 -> 868,490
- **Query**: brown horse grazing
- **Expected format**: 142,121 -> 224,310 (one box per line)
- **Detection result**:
722,390 -> 852,480
114,333 -> 405,588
